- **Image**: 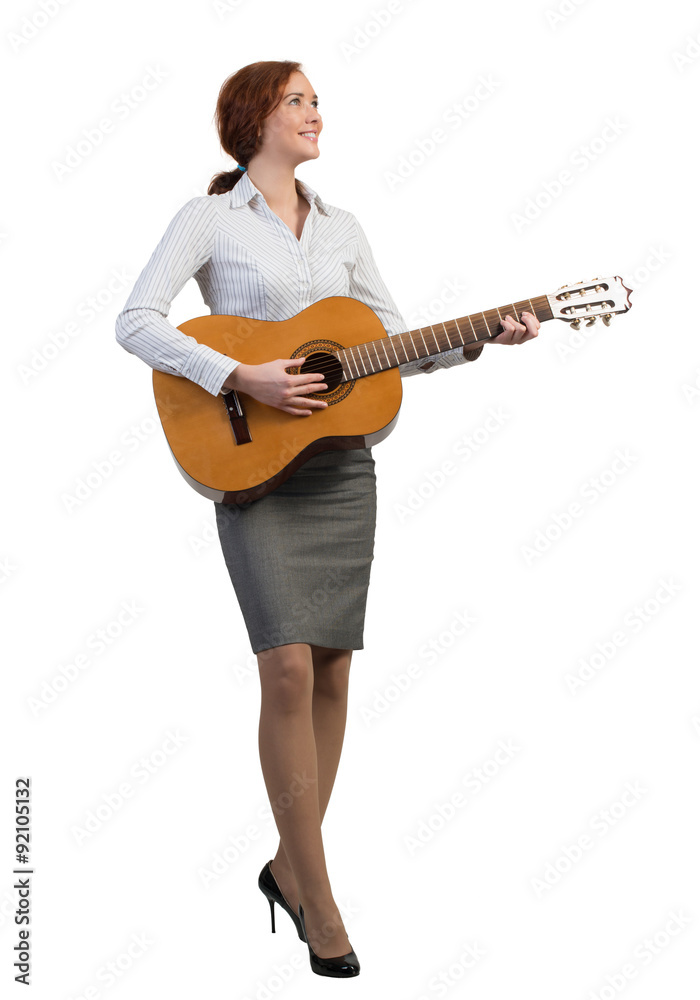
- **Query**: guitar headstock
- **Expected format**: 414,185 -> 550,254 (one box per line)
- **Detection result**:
547,276 -> 633,329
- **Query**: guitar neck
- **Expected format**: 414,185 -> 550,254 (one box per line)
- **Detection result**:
337,293 -> 553,381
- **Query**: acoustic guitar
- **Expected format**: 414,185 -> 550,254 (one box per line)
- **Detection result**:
153,276 -> 632,503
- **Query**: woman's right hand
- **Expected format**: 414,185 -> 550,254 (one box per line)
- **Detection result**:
221,358 -> 329,416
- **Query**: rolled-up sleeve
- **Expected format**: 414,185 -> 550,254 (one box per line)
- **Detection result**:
347,216 -> 483,377
115,196 -> 239,397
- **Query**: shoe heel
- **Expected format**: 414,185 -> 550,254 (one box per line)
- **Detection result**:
258,859 -> 305,941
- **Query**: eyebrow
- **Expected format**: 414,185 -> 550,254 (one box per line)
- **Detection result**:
284,92 -> 319,100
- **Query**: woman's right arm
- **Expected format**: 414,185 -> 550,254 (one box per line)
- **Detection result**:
115,196 -> 240,397
116,195 -> 328,412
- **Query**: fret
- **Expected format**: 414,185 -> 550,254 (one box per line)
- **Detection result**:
469,312 -> 490,341
456,313 -> 478,345
442,320 -> 457,350
416,327 -> 429,356
439,321 -> 450,350
427,325 -> 442,354
342,348 -> 356,379
352,345 -> 366,376
397,335 -> 409,363
484,308 -> 503,337
387,338 -> 402,366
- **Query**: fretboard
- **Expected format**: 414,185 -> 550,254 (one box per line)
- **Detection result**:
338,294 -> 553,381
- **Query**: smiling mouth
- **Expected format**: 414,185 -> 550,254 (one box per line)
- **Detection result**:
299,131 -> 318,141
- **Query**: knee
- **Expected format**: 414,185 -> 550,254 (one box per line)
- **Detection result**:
313,648 -> 352,698
258,646 -> 313,711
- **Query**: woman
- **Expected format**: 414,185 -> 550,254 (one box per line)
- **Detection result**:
115,60 -> 539,978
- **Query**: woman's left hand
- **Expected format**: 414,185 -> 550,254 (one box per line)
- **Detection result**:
491,310 -> 540,345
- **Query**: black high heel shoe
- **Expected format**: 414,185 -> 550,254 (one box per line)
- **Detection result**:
298,903 -> 361,978
258,860 -> 305,941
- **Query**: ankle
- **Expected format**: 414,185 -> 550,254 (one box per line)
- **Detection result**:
299,903 -> 348,949
270,855 -> 291,875
299,892 -> 339,916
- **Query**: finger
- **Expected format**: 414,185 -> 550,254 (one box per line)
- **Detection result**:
282,358 -> 311,374
286,401 -> 327,415
283,357 -> 331,376
498,316 -> 523,343
519,312 -> 541,340
289,393 -> 329,409
281,358 -> 327,383
292,371 -> 327,384
289,381 -> 329,397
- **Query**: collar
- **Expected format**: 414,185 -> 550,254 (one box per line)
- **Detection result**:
228,171 -> 331,216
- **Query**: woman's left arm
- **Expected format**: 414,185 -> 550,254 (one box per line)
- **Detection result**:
347,215 -> 540,373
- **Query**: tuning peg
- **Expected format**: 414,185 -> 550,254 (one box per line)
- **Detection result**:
570,318 -> 581,330
602,314 -> 612,326
562,292 -> 571,299
585,317 -> 597,327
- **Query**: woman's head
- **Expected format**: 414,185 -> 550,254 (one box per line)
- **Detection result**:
208,61 -> 322,195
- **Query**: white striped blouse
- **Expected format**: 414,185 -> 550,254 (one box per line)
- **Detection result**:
114,171 -> 482,396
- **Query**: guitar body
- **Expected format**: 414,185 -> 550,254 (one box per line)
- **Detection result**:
153,297 -> 402,504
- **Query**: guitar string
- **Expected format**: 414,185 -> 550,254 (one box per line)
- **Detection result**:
284,330 -> 500,379
280,300 -> 548,378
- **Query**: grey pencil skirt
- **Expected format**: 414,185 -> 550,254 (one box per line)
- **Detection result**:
214,446 -> 377,655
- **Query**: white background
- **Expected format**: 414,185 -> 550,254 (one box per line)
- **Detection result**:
3,0 -> 699,996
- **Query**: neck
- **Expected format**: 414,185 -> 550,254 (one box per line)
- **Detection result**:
337,293 -> 554,381
245,158 -> 302,213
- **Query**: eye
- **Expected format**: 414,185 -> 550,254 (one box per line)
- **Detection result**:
290,98 -> 320,108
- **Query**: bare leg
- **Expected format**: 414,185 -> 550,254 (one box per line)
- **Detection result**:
258,642 -> 353,958
268,644 -> 351,910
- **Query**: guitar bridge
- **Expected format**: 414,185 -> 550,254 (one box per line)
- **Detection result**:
222,389 -> 252,445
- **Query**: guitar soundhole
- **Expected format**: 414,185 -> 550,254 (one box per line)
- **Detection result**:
299,352 -> 343,393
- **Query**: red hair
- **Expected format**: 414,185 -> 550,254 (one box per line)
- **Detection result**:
208,60 -> 304,195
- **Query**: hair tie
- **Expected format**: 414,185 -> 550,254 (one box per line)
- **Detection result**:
237,164 -> 247,172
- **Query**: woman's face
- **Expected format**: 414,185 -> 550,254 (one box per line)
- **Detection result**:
259,71 -> 322,166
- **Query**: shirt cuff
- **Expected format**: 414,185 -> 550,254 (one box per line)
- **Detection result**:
179,343 -> 241,397
460,344 -> 484,362
218,359 -> 242,395
416,344 -> 484,371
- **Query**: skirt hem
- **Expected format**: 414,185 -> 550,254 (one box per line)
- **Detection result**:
252,633 -> 364,655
